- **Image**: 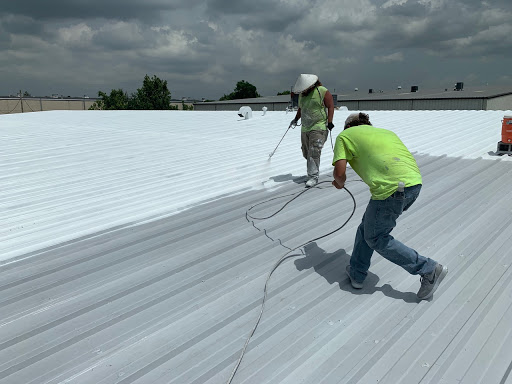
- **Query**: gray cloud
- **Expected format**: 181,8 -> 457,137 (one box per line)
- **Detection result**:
0,1 -> 200,21
1,0 -> 511,99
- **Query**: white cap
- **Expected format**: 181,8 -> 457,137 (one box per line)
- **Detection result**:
293,74 -> 318,93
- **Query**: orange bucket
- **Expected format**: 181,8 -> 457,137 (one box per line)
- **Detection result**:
503,116 -> 512,143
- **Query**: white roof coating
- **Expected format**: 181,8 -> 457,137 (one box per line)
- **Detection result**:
1,109 -> 512,384
1,110 -> 509,263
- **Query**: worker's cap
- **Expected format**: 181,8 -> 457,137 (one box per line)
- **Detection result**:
293,74 -> 318,93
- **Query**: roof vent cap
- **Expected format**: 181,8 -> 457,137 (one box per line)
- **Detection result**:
238,106 -> 252,120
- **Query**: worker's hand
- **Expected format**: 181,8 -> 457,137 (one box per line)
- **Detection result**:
290,119 -> 297,128
327,122 -> 334,131
332,180 -> 344,189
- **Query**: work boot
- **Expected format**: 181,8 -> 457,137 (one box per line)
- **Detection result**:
346,265 -> 363,289
305,178 -> 318,188
417,263 -> 448,300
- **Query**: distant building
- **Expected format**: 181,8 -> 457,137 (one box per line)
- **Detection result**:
194,85 -> 512,111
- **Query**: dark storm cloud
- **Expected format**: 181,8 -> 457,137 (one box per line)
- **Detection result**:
0,14 -> 46,36
0,24 -> 11,46
372,0 -> 512,57
0,0 -> 201,22
205,0 -> 307,32
1,0 -> 512,99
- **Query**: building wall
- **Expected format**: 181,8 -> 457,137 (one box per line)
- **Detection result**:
339,98 -> 485,111
486,95 -> 512,111
411,98 -> 484,110
0,98 -> 97,114
194,102 -> 289,112
4,96 -> 510,114
199,98 -> 490,112
170,102 -> 194,110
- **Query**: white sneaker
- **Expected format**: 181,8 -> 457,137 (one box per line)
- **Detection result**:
305,178 -> 318,188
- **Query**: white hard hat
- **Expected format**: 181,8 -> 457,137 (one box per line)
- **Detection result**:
293,74 -> 318,93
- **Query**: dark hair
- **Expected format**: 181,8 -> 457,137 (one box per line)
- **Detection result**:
344,112 -> 372,129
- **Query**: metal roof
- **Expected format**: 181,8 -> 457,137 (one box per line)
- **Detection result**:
1,110 -> 512,384
196,95 -> 291,105
336,85 -> 512,101
195,87 -> 512,109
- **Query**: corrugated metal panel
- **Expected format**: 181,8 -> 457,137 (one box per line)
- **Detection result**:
1,110 -> 511,384
356,100 -> 413,111
346,98 -> 485,111
412,98 -> 484,110
487,94 -> 512,111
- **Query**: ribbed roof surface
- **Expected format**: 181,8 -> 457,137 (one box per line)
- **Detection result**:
1,110 -> 511,384
336,85 -> 512,101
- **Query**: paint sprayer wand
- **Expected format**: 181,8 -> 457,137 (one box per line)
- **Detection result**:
268,121 -> 297,159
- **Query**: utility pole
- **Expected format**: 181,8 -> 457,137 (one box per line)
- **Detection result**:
20,89 -> 24,113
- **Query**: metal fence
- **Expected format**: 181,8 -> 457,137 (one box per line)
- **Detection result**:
0,97 -> 99,114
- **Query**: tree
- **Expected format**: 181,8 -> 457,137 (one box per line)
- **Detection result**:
182,101 -> 193,111
23,91 -> 32,97
130,74 -> 172,110
219,80 -> 260,100
89,88 -> 129,110
277,90 -> 291,95
89,74 -> 174,110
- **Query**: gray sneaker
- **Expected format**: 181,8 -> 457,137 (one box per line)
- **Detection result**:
305,178 -> 318,188
417,263 -> 448,300
346,265 -> 363,289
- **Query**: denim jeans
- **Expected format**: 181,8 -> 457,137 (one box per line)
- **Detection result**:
350,184 -> 436,283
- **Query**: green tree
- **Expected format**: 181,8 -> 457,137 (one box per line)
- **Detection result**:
277,90 -> 291,95
89,88 -> 129,110
181,101 -> 193,110
23,91 -> 32,97
219,80 -> 260,100
130,74 -> 172,109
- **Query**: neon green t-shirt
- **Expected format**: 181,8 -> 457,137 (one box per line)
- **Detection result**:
298,86 -> 328,132
332,125 -> 422,200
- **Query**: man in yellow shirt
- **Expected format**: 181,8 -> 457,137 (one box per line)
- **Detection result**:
332,112 -> 448,300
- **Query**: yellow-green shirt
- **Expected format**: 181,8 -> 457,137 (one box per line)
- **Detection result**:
298,86 -> 328,132
332,125 -> 422,200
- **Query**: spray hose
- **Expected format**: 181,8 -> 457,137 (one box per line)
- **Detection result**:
226,181 -> 357,384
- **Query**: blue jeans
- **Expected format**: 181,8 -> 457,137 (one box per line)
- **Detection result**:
350,184 -> 436,283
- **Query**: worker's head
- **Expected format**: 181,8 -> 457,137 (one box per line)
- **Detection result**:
293,74 -> 321,94
344,112 -> 372,130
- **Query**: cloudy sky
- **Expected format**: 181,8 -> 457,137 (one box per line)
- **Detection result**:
1,0 -> 511,100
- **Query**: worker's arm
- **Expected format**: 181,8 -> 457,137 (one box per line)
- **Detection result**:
324,91 -> 334,126
332,159 -> 347,189
293,108 -> 301,124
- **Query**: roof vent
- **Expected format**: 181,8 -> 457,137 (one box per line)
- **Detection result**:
238,106 -> 252,120
397,85 -> 402,90
411,85 -> 418,92
262,106 -> 267,116
454,82 -> 464,91
354,88 -> 359,92
369,88 -> 373,94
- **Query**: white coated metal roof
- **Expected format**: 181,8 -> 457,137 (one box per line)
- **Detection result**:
1,110 -> 511,384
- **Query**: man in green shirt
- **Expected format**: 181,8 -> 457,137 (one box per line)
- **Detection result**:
291,74 -> 335,188
332,112 -> 448,300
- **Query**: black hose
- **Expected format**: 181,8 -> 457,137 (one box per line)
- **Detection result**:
227,181 -> 357,383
